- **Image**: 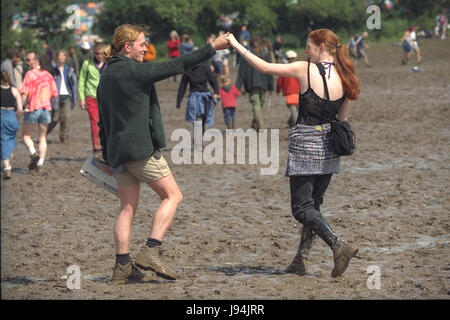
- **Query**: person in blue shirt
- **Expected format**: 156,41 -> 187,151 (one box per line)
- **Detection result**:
355,32 -> 370,67
180,34 -> 194,55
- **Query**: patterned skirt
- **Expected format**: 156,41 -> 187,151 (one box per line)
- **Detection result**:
286,123 -> 340,176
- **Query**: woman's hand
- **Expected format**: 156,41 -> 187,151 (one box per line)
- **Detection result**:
223,33 -> 239,48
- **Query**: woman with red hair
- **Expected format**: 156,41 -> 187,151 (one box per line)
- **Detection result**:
225,29 -> 360,277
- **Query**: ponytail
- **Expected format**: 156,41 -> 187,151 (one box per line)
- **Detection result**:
103,45 -> 116,62
335,45 -> 360,100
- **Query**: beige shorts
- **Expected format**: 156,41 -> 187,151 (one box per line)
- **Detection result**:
115,150 -> 171,187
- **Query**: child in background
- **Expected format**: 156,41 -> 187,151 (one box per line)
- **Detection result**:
276,50 -> 301,127
219,76 -> 240,129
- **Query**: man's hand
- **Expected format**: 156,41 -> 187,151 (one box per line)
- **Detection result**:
223,33 -> 239,48
80,100 -> 86,109
211,33 -> 230,51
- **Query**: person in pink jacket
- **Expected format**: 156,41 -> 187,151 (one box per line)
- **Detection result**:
20,52 -> 58,172
218,75 -> 240,129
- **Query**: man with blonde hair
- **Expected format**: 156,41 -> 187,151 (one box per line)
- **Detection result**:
97,24 -> 230,283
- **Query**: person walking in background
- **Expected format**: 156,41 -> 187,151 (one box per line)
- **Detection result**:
438,13 -> 448,39
262,37 -> 275,63
20,53 -> 58,173
219,75 -> 240,129
180,34 -> 194,55
143,36 -> 157,62
167,30 -> 181,81
12,51 -> 25,89
225,28 -> 360,278
401,26 -> 422,65
78,42 -> 106,156
355,31 -> 370,67
47,49 -> 78,143
18,46 -> 30,80
239,25 -> 250,44
273,36 -> 286,63
276,50 -> 301,127
1,50 -> 21,88
211,45 -> 229,84
97,24 -> 229,283
346,35 -> 358,66
79,41 -> 92,66
67,46 -> 80,78
235,37 -> 274,131
176,58 -> 219,136
1,71 -> 23,179
42,40 -> 54,65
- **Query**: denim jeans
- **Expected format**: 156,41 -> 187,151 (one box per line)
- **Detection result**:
223,107 -> 235,129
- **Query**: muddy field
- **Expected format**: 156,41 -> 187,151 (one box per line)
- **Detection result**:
1,38 -> 449,301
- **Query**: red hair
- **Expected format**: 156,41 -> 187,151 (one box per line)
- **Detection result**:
308,29 -> 360,100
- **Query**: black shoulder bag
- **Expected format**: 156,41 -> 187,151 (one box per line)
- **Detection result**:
330,119 -> 355,156
316,63 -> 355,156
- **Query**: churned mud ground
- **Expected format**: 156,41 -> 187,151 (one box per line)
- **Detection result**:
1,38 -> 449,300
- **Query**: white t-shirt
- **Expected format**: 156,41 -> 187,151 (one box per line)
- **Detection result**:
58,66 -> 70,96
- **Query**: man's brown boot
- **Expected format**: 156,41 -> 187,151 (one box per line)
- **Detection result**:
134,245 -> 177,280
331,241 -> 359,277
112,261 -> 145,283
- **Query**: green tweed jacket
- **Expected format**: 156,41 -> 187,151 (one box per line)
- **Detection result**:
97,44 -> 216,168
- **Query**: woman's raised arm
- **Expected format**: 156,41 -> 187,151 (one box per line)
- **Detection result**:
225,33 -> 305,79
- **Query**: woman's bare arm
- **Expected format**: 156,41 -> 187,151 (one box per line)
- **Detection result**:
225,33 -> 305,78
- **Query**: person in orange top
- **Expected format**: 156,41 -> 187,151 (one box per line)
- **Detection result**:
276,50 -> 301,127
143,36 -> 157,62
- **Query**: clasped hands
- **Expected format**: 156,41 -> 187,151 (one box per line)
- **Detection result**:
210,32 -> 239,51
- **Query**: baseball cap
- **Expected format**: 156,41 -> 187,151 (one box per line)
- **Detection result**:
285,50 -> 297,59
79,41 -> 91,50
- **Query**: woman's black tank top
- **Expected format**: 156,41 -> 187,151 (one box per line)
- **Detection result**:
296,60 -> 345,126
1,86 -> 17,111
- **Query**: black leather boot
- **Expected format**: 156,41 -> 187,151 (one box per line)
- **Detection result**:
309,214 -> 358,277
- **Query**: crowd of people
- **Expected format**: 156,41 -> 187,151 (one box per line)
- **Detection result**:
0,38 -> 110,178
1,18 -> 443,180
0,14 -> 446,283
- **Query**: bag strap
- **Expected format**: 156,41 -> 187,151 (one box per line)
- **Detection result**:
84,60 -> 91,97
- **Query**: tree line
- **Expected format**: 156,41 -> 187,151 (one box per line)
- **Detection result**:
2,0 -> 447,60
